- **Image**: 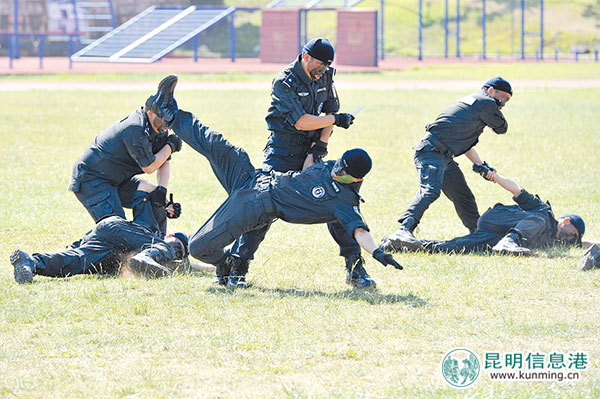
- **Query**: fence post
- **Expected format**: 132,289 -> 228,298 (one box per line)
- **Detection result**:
38,34 -> 44,69
229,13 -> 235,62
456,0 -> 461,57
481,0 -> 486,59
418,0 -> 423,60
193,35 -> 198,62
68,36 -> 73,69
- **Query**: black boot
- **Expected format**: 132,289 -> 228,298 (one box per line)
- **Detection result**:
380,227 -> 423,252
227,258 -> 250,290
345,255 -> 377,289
10,249 -> 39,284
129,248 -> 173,278
213,254 -> 234,286
146,75 -> 178,124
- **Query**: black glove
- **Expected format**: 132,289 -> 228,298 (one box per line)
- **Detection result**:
472,161 -> 496,181
150,186 -> 168,207
166,134 -> 182,153
165,193 -> 181,219
333,113 -> 355,129
372,248 -> 403,270
309,140 -> 328,163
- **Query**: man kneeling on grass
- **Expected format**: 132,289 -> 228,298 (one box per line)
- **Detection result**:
131,106 -> 404,290
381,167 -> 590,257
10,185 -> 192,284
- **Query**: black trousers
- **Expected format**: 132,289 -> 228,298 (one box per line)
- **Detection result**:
73,176 -> 167,234
171,111 -> 276,265
398,145 -> 480,233
34,216 -> 173,278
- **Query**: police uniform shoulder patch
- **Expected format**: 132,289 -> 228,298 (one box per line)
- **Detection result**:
312,185 -> 326,199
282,73 -> 296,89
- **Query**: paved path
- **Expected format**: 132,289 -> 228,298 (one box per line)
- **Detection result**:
2,79 -> 600,91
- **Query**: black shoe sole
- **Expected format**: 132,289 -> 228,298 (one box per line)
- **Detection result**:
156,75 -> 178,100
10,249 -> 33,284
129,257 -> 172,278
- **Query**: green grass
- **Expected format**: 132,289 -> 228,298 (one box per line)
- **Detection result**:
1,77 -> 600,397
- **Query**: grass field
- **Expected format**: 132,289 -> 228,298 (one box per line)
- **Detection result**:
1,68 -> 600,397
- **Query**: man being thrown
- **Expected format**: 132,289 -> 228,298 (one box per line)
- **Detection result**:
381,166 -> 588,256
130,108 -> 403,288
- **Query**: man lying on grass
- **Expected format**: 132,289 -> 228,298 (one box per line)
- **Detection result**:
381,168 -> 591,257
10,185 -> 199,284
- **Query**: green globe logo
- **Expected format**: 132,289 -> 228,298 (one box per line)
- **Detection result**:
441,348 -> 481,388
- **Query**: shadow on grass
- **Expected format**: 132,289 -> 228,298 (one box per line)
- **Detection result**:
206,285 -> 429,307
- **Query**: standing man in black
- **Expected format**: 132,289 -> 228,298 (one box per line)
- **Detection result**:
228,38 -> 372,289
132,108 -> 403,287
381,77 -> 512,251
68,75 -> 182,235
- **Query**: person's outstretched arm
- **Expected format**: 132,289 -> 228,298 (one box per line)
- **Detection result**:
489,172 -> 522,197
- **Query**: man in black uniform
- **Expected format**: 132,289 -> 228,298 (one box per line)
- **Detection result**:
382,170 -> 587,256
132,109 -> 402,288
381,77 -> 513,250
228,38 -> 372,289
11,188 -> 187,284
68,75 -> 182,235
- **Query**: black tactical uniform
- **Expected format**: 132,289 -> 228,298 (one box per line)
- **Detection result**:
169,111 -> 368,266
69,107 -> 170,232
13,190 -> 176,279
229,55 -> 363,269
398,89 -> 508,233
423,189 -> 557,253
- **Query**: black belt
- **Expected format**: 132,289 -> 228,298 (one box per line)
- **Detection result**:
272,131 -> 315,146
423,132 -> 455,158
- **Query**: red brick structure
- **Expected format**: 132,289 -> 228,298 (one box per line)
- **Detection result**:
336,10 -> 378,67
260,9 -> 300,64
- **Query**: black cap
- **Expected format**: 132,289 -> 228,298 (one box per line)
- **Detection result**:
171,232 -> 189,257
341,148 -> 372,178
483,76 -> 513,95
303,38 -> 335,66
561,214 -> 585,243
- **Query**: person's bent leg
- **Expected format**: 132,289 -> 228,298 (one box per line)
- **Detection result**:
74,180 -> 126,222
397,150 -> 447,232
442,160 -> 480,233
170,110 -> 255,194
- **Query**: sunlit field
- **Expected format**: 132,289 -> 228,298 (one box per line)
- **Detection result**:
1,69 -> 599,397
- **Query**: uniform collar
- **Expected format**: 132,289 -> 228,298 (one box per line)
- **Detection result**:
293,55 -> 314,86
141,107 -> 157,139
